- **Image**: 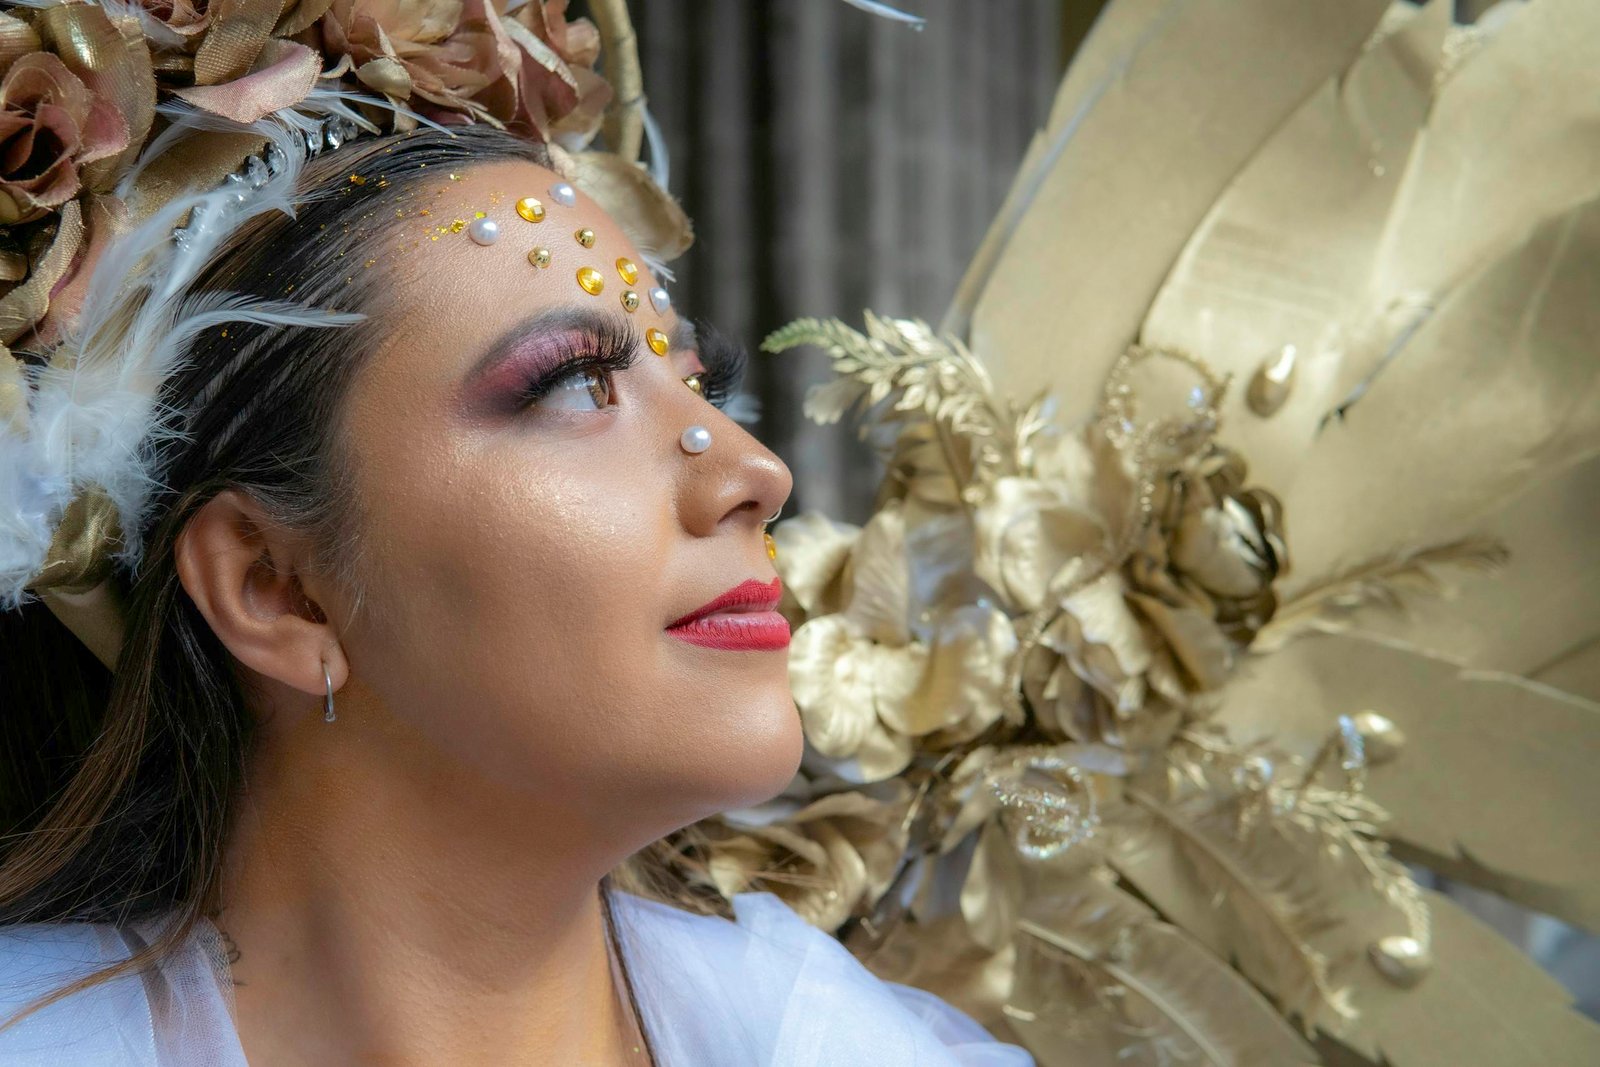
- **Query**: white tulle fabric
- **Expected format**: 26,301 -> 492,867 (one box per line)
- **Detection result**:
0,891 -> 1032,1065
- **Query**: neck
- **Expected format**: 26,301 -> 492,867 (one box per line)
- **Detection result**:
217,696 -> 649,1065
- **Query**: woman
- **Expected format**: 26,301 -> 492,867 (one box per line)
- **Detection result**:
0,1 -> 1032,1060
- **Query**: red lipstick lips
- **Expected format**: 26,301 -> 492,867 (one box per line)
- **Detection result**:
666,577 -> 790,651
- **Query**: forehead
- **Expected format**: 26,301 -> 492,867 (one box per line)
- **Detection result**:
370,158 -> 678,376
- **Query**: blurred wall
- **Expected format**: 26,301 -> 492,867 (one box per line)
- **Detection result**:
632,0 -> 1073,523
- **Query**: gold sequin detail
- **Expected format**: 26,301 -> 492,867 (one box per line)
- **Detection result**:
575,227 -> 596,248
515,197 -> 545,223
646,327 -> 670,356
683,373 -> 703,395
528,247 -> 551,269
615,257 -> 639,285
577,266 -> 604,295
764,531 -> 778,561
621,290 -> 640,312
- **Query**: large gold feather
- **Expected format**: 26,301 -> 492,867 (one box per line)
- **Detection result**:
1009,871 -> 1318,1066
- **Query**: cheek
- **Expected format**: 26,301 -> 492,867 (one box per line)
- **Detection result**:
348,435 -> 672,784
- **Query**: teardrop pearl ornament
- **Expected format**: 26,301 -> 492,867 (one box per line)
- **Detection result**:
549,181 -> 577,206
680,425 -> 712,454
648,286 -> 671,313
1352,710 -> 1406,764
467,217 -> 500,245
1247,344 -> 1298,417
1370,936 -> 1432,988
576,267 -> 604,295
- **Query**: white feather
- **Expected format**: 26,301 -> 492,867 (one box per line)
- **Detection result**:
0,96 -> 391,607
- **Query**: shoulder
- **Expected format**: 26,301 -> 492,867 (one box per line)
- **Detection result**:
0,918 -> 241,1066
0,922 -> 159,1064
611,891 -> 1034,1066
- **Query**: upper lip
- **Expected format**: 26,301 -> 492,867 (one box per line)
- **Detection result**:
667,577 -> 782,628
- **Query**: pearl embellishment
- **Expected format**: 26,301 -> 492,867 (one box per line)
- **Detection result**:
549,182 -> 577,206
680,425 -> 713,454
467,217 -> 500,245
648,286 -> 671,313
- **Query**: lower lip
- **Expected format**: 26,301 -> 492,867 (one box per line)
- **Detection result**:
666,611 -> 791,651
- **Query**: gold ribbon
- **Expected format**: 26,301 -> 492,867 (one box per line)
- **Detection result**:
0,344 -> 25,434
33,3 -> 157,192
29,486 -> 127,671
194,0 -> 289,87
0,12 -> 41,79
0,198 -> 83,345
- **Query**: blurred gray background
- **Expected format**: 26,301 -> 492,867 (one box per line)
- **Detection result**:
633,0 -> 1079,524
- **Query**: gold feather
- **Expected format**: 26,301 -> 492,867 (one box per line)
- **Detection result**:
1112,779 -> 1359,1027
1008,871 -> 1318,1067
1314,890 -> 1600,1067
1252,537 -> 1509,653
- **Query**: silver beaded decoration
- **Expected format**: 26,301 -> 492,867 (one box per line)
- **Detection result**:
172,113 -> 373,250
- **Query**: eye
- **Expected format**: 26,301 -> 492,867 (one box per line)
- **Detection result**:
531,362 -> 616,412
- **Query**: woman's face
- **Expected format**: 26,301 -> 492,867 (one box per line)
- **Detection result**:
329,159 -> 799,849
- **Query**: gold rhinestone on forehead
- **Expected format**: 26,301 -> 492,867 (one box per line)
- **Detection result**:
621,290 -> 640,312
577,266 -> 605,295
615,257 -> 639,285
646,327 -> 670,356
515,197 -> 545,222
528,246 -> 551,269
575,228 -> 596,248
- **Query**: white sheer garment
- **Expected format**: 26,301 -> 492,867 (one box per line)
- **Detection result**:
0,890 -> 1033,1065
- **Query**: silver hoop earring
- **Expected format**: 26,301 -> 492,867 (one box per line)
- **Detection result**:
679,425 -> 713,454
322,660 -> 336,723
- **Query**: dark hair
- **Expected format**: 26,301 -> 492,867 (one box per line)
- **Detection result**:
0,125 -> 659,1060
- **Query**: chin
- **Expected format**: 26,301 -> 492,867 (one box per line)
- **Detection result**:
665,690 -> 804,823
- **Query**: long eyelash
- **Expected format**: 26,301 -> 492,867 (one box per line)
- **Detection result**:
693,320 -> 749,409
517,320 -> 642,407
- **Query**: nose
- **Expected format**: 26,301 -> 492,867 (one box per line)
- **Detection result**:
672,399 -> 793,541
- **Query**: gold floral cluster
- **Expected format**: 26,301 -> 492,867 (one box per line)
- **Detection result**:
0,0 -> 608,343
664,314 -> 1439,1061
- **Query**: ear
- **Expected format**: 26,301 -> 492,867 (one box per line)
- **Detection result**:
174,488 -> 347,702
